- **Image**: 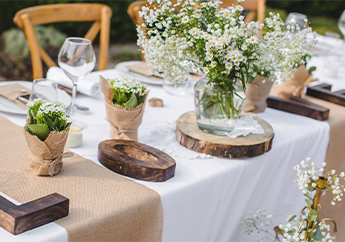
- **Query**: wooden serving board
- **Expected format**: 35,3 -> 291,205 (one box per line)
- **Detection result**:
98,140 -> 176,182
306,83 -> 345,106
0,193 -> 69,235
267,92 -> 329,121
176,111 -> 274,158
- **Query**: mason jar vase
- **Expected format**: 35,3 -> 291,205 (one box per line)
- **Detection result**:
194,78 -> 246,135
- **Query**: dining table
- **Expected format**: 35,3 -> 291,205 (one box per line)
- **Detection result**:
0,49 -> 344,241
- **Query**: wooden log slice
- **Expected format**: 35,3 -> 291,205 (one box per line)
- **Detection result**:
176,111 -> 274,159
98,140 -> 176,182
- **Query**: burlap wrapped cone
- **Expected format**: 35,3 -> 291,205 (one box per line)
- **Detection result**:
280,65 -> 318,98
243,75 -> 274,113
24,128 -> 69,176
100,76 -> 149,141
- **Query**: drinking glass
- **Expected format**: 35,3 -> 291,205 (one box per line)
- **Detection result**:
29,78 -> 58,102
285,12 -> 308,31
58,37 -> 95,119
338,10 -> 345,39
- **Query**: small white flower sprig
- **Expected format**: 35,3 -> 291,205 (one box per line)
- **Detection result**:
294,158 -> 345,206
137,0 -> 316,90
26,98 -> 70,141
243,158 -> 342,242
108,78 -> 147,109
242,209 -> 276,242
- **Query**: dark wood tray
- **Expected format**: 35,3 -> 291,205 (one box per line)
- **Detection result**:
267,92 -> 329,121
0,193 -> 69,235
306,83 -> 345,106
98,140 -> 176,182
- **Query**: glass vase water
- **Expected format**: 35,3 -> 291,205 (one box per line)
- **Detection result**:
194,78 -> 246,135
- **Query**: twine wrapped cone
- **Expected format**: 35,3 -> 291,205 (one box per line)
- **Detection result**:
23,128 -> 69,176
280,65 -> 318,98
243,75 -> 274,113
100,76 -> 149,141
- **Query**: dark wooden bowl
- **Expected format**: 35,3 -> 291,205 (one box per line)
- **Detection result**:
98,140 -> 176,182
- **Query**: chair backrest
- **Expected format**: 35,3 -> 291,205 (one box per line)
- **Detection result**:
13,3 -> 112,79
127,0 -> 266,26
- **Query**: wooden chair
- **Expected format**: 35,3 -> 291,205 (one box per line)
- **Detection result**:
127,0 -> 266,26
13,3 -> 112,79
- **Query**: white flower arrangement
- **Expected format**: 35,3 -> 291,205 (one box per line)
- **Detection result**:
137,0 -> 316,90
242,158 -> 344,242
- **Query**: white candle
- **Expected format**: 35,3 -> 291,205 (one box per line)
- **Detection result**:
66,125 -> 83,148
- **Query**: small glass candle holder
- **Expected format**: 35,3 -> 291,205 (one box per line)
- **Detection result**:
66,121 -> 86,148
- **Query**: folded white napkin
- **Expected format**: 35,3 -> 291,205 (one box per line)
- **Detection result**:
315,34 -> 345,50
46,66 -> 101,96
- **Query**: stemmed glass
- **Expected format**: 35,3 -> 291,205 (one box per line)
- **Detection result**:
339,10 -> 345,39
29,78 -> 58,102
58,37 -> 95,119
285,12 -> 309,31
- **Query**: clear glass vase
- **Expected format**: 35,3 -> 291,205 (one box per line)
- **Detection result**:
194,78 -> 246,135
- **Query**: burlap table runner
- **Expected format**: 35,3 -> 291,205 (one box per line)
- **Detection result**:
270,84 -> 345,240
0,115 -> 163,241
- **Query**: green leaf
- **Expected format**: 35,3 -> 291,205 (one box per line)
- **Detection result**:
64,122 -> 71,132
313,226 -> 323,240
29,109 -> 34,124
305,199 -> 312,208
124,94 -> 138,108
53,118 -> 59,131
304,192 -> 312,200
138,93 -> 147,105
301,210 -> 306,216
307,184 -> 315,192
43,114 -> 53,130
288,215 -> 296,222
308,66 -> 316,74
309,209 -> 318,221
27,124 -> 50,141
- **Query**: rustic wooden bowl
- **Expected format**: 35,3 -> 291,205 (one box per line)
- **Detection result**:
98,140 -> 176,182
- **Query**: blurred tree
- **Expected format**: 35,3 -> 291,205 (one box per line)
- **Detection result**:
267,0 -> 345,19
0,0 -> 137,43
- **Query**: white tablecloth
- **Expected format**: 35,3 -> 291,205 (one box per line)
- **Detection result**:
0,57 -> 336,241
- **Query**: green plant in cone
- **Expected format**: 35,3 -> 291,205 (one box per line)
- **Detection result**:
26,99 -> 71,141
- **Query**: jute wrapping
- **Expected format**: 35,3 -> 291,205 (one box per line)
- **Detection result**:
243,75 -> 274,113
0,115 -> 164,241
270,84 -> 345,240
100,75 -> 149,141
280,65 -> 317,98
24,128 -> 68,176
0,83 -> 30,108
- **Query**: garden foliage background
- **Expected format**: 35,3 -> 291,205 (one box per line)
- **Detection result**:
0,0 -> 344,43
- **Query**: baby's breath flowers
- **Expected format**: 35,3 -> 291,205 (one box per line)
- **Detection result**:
243,158 -> 343,242
26,98 -> 70,141
294,158 -> 345,206
108,78 -> 147,108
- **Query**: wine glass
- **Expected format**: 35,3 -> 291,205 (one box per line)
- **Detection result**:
285,12 -> 308,32
338,10 -> 345,39
29,78 -> 58,102
58,37 -> 95,119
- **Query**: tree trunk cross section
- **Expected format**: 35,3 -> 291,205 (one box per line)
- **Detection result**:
176,111 -> 274,159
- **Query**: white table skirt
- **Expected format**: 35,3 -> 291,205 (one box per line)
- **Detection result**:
0,57 -> 334,241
